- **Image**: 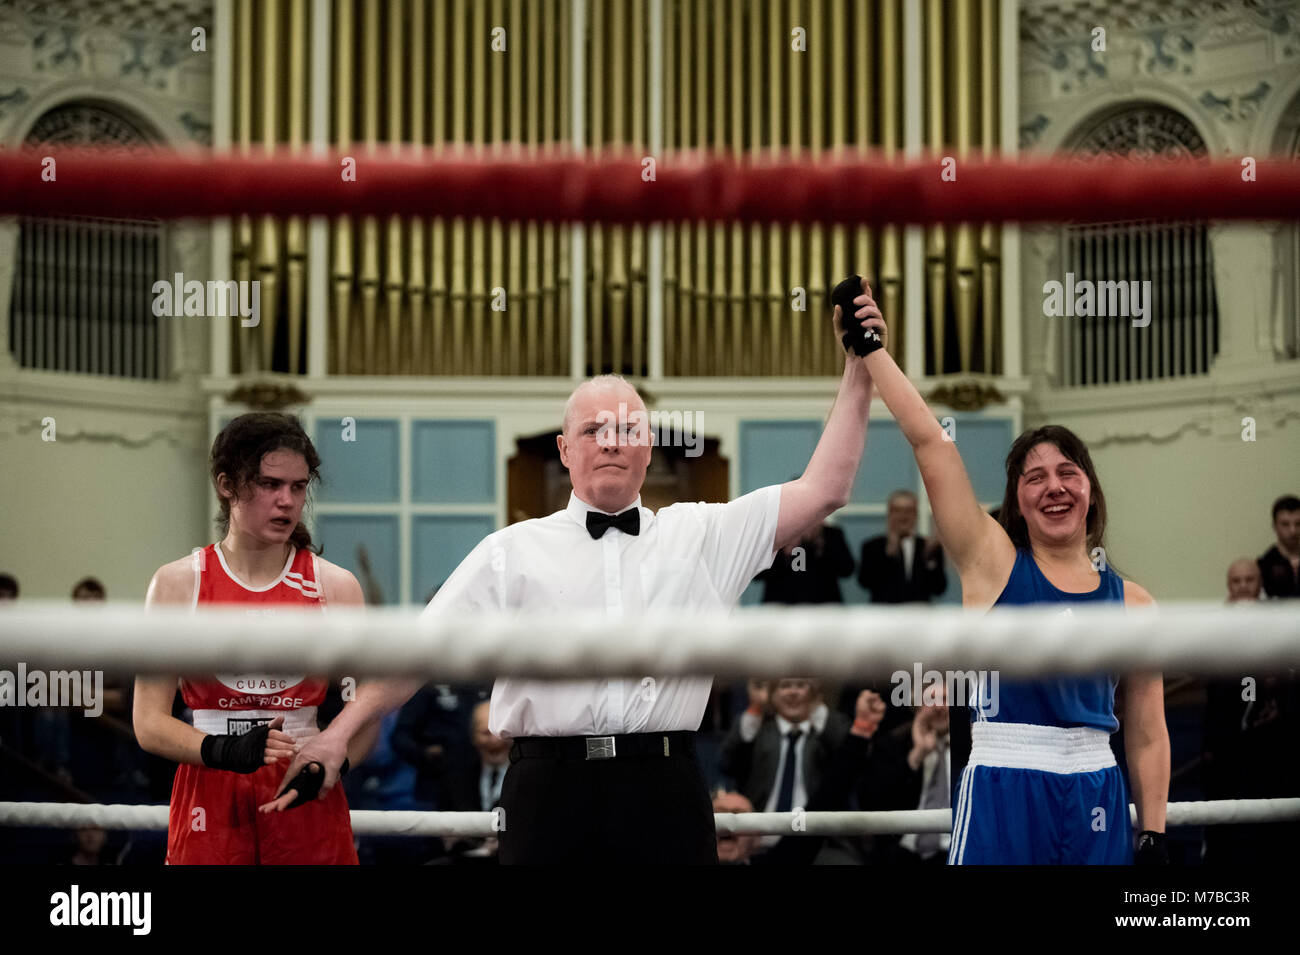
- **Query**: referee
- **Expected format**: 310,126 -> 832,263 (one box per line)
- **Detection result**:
266,280 -> 888,863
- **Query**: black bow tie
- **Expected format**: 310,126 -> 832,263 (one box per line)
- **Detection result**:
586,508 -> 640,540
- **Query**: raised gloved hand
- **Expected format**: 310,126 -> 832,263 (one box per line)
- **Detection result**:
830,274 -> 886,357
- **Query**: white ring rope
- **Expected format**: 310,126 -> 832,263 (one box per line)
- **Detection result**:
1,602 -> 1297,678
1,799 -> 1297,836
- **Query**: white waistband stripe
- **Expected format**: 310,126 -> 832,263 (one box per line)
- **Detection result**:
192,707 -> 319,739
969,722 -> 1116,775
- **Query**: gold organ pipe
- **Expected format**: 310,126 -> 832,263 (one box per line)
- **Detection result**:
925,0 -> 946,375
630,0 -> 646,377
952,0 -> 977,374
728,0 -> 745,378
879,0 -> 903,368
678,0 -> 693,375
542,0 -> 558,374
286,0 -> 307,374
509,0 -> 525,376
852,0 -> 872,368
557,0 -> 571,376
767,0 -> 784,376
830,0 -> 848,374
662,0 -> 677,374
257,0 -> 280,372
809,0 -> 826,375
359,0 -> 381,373
589,0 -> 605,374
331,0 -> 353,374
235,0 -> 253,373
450,0 -> 468,374
712,0 -> 727,375
430,0 -> 449,375
748,0 -> 764,377
979,0 -> 999,374
471,0 -> 487,374
409,0 -> 427,375
385,0 -> 406,374
787,0 -> 801,377
490,0 -> 505,376
693,0 -> 708,374
609,0 -> 629,376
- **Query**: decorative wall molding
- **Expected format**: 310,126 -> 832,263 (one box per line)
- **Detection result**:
1199,80 -> 1273,122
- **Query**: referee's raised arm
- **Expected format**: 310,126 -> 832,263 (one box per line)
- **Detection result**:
775,275 -> 883,552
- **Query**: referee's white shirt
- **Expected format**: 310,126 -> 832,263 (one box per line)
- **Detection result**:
422,486 -> 782,739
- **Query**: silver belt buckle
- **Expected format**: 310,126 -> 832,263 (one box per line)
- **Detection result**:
585,736 -> 616,760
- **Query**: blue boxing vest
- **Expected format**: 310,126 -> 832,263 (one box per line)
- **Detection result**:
974,548 -> 1125,733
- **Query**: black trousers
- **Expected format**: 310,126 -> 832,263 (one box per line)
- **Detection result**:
497,736 -> 718,865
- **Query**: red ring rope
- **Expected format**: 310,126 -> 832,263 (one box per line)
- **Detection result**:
0,147 -> 1292,224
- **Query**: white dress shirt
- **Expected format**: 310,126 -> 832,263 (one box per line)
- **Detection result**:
423,485 -> 782,738
757,704 -> 828,847
900,535 -> 915,582
759,704 -> 829,814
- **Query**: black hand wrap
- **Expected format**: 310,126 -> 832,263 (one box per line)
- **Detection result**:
285,758 -> 350,809
830,274 -> 885,356
200,723 -> 272,774
1134,830 -> 1169,865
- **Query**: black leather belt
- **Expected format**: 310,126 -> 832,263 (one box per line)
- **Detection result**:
510,731 -> 695,762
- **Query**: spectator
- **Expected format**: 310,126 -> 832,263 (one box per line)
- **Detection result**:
71,577 -> 105,601
897,694 -> 952,864
1226,557 -> 1262,603
1259,495 -> 1300,598
713,790 -> 761,864
1201,555 -> 1300,863
67,826 -> 113,866
719,678 -> 849,855
758,521 -> 855,605
858,490 -> 947,603
0,573 -> 17,601
390,683 -> 489,809
440,701 -> 510,862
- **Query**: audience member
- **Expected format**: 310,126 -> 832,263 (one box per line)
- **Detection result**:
67,826 -> 114,865
720,678 -> 849,855
713,790 -> 761,864
1201,556 -> 1300,863
897,694 -> 951,864
390,683 -> 490,808
858,489 -> 946,603
439,701 -> 510,862
759,521 -> 854,604
1226,557 -> 1262,603
1259,494 -> 1300,598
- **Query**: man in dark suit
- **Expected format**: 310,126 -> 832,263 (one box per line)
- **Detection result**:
439,701 -> 511,862
758,521 -> 855,605
720,678 -> 849,859
858,489 -> 946,604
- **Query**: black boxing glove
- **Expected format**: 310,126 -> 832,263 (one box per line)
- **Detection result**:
1134,830 -> 1169,865
830,274 -> 885,357
284,758 -> 350,809
200,723 -> 273,774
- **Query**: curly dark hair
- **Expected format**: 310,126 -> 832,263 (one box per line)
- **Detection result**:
209,413 -> 321,554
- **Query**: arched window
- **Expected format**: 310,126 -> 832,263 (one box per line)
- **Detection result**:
8,102 -> 168,379
1056,104 -> 1219,386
